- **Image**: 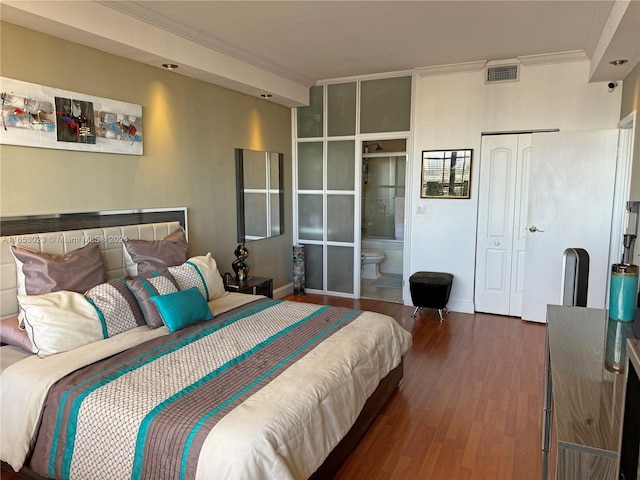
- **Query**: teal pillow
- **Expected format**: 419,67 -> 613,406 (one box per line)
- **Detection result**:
150,287 -> 213,333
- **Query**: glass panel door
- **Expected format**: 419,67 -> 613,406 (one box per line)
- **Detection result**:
294,76 -> 411,297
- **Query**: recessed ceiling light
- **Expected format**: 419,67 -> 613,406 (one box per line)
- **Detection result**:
260,94 -> 273,99
609,59 -> 628,66
162,63 -> 178,70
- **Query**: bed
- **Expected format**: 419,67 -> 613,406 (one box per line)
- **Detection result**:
0,208 -> 412,480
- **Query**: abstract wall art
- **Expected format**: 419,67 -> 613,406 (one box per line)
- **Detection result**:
0,77 -> 143,155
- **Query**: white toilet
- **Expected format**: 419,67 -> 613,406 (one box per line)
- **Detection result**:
361,249 -> 385,279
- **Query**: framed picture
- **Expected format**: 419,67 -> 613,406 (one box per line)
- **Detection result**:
421,149 -> 472,198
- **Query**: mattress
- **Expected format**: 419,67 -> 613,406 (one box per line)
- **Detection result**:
1,292 -> 412,479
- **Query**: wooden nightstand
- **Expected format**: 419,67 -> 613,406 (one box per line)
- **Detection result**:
224,276 -> 273,298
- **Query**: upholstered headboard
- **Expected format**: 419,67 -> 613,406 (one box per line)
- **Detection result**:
0,208 -> 187,319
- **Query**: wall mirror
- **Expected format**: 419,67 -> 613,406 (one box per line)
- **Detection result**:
420,149 -> 472,199
235,148 -> 284,242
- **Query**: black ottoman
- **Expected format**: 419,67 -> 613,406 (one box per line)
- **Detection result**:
409,272 -> 453,321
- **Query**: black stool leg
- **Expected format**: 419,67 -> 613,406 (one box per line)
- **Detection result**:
437,308 -> 448,322
411,306 -> 420,317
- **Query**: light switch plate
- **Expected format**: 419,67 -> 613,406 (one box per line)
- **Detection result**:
417,204 -> 427,214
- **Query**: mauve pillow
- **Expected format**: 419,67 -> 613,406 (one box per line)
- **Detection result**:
126,272 -> 179,329
0,316 -> 34,353
11,242 -> 106,295
123,227 -> 188,276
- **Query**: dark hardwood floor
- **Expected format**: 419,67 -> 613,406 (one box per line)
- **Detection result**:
2,294 -> 547,480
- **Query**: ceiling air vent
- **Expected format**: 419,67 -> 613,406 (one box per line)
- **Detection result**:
485,64 -> 519,84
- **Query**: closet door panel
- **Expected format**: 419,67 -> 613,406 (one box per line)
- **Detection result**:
360,76 -> 411,133
508,136 -> 532,316
298,194 -> 323,241
327,140 -> 355,191
327,195 -> 355,243
474,135 -> 518,315
327,82 -> 356,137
327,246 -> 354,294
298,142 -> 323,190
303,244 -> 324,290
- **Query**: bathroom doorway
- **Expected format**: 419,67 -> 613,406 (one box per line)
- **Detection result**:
361,139 -> 406,303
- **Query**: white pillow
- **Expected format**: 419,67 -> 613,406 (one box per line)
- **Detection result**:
168,253 -> 226,301
18,291 -> 104,357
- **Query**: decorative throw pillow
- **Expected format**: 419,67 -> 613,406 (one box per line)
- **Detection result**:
85,279 -> 146,337
0,316 -> 34,354
127,272 -> 179,329
17,291 -> 104,357
168,253 -> 226,302
123,227 -> 188,277
11,241 -> 106,295
150,287 -> 213,333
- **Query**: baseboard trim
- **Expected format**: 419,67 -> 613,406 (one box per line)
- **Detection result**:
274,283 -> 293,299
446,299 -> 475,314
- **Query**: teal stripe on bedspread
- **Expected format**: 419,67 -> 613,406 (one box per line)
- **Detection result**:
50,299 -> 279,480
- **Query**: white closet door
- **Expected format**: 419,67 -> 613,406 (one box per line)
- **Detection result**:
507,135 -> 531,317
475,135 -> 519,315
521,130 -> 618,323
475,134 -> 531,316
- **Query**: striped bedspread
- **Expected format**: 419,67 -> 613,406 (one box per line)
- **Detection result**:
29,298 -> 367,480
2,294 -> 412,479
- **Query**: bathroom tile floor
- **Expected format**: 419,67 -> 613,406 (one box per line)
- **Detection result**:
361,273 -> 403,303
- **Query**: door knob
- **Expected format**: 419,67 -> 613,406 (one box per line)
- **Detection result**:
528,226 -> 545,233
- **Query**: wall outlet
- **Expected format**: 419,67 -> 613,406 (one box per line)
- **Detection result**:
417,204 -> 428,214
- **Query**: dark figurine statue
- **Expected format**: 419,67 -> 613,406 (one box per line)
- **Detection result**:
232,243 -> 250,282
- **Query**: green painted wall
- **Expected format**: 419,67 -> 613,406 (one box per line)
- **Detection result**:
0,22 -> 293,290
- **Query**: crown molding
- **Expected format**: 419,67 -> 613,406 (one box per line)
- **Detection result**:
416,51 -> 589,79
317,69 -> 415,85
417,61 -> 487,77
518,50 -> 588,66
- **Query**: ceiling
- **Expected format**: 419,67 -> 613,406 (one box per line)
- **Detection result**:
2,1 -> 639,107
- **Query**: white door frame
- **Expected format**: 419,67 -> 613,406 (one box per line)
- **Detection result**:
358,134 -> 411,300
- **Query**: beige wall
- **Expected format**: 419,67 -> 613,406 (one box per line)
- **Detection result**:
0,22 -> 294,289
621,61 -> 640,201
